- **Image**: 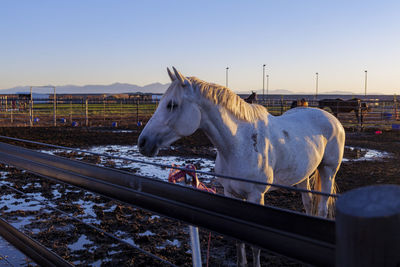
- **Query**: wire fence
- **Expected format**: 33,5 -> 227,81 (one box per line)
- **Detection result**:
0,135 -> 339,198
0,97 -> 157,127
260,97 -> 400,129
0,96 -> 398,129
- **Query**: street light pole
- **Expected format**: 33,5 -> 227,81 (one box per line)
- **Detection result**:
266,74 -> 269,97
364,70 -> 368,96
262,64 -> 266,103
226,67 -> 229,88
315,72 -> 319,99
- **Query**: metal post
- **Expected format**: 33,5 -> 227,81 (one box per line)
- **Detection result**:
53,86 -> 57,127
266,74 -> 269,107
189,225 -> 202,267
136,100 -> 139,125
103,96 -> 106,123
120,99 -> 123,123
364,70 -> 368,96
263,64 -> 266,105
10,100 -> 13,124
225,67 -> 229,88
85,99 -> 89,127
336,185 -> 400,267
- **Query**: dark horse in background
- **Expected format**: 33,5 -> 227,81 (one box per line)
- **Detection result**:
318,98 -> 369,126
244,91 -> 257,103
290,98 -> 309,109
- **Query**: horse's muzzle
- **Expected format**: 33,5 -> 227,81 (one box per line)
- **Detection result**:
138,135 -> 159,157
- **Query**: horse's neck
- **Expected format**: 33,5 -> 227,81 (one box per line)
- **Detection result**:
199,103 -> 242,157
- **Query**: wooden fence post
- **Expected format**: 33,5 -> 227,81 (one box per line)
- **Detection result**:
29,100 -> 33,127
10,101 -> 13,124
136,100 -> 139,125
336,185 -> 400,267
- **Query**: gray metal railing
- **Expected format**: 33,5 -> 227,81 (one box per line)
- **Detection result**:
0,141 -> 335,266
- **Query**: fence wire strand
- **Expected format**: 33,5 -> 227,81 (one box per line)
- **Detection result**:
0,135 -> 340,198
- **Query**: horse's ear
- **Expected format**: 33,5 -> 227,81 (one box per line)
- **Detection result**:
167,67 -> 176,81
172,66 -> 186,86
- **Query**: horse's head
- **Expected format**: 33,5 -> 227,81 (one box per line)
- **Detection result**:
361,102 -> 371,112
138,67 -> 201,157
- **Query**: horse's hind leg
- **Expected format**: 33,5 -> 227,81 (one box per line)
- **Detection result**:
317,164 -> 339,218
296,179 -> 313,215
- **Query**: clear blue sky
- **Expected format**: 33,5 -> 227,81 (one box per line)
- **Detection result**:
1,0 -> 399,94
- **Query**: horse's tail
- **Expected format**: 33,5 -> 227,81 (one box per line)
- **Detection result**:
311,169 -> 321,216
327,180 -> 338,219
311,170 -> 338,218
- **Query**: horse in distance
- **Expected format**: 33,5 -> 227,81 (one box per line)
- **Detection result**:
318,98 -> 369,126
244,91 -> 257,104
290,98 -> 309,109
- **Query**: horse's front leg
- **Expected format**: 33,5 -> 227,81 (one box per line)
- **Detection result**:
224,189 -> 248,267
247,192 -> 265,267
360,111 -> 364,127
355,110 -> 361,126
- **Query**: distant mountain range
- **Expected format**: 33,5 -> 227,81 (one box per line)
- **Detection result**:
0,82 -> 171,95
0,82 -> 374,95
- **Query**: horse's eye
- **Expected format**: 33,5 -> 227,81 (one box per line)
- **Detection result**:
166,101 -> 178,111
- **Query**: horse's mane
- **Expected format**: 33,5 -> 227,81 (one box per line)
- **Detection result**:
188,77 -> 267,122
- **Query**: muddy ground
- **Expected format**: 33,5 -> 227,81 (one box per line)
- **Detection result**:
0,126 -> 399,266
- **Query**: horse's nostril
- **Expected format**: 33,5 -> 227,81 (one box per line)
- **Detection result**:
139,137 -> 146,148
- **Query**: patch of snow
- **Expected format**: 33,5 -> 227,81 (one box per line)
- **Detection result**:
68,234 -> 93,251
138,230 -> 155,237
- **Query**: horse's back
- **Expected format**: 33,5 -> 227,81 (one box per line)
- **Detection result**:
278,107 -> 344,141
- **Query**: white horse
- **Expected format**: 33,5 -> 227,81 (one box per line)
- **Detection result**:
138,67 -> 345,267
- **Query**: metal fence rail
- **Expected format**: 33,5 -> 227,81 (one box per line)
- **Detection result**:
0,142 -> 335,266
0,217 -> 72,267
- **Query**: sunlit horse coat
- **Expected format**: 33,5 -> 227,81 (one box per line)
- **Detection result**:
138,67 -> 345,267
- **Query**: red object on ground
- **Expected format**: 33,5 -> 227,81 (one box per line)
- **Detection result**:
168,164 -> 216,194
375,130 -> 382,135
